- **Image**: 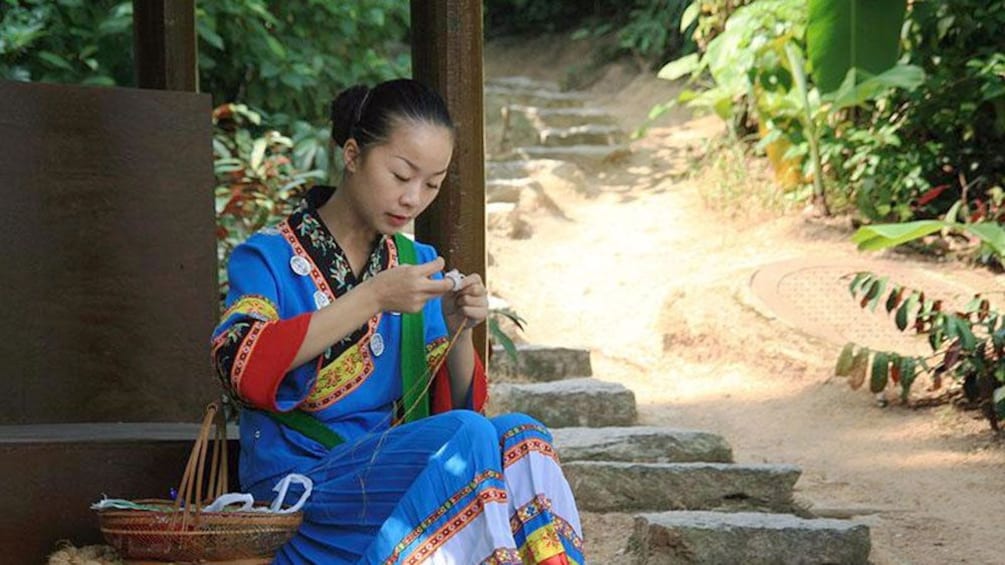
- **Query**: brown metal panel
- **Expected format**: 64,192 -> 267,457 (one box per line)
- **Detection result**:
0,80 -> 217,424
411,0 -> 489,359
0,435 -> 239,564
133,0 -> 198,91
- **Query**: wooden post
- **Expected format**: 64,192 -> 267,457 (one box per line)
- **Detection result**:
411,0 -> 488,360
133,0 -> 198,91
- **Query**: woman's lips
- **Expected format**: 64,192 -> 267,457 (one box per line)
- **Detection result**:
387,213 -> 410,227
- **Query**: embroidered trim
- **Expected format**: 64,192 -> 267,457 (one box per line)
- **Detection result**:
425,336 -> 449,373
383,470 -> 505,565
278,219 -> 335,304
402,488 -> 509,565
230,321 -> 267,391
499,423 -> 552,444
504,438 -> 560,468
220,294 -> 279,323
302,314 -> 382,411
480,548 -> 523,565
510,495 -> 584,554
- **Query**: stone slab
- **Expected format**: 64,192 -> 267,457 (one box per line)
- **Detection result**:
488,378 -> 636,427
489,343 -> 592,381
563,461 -> 800,513
631,511 -> 870,564
552,427 -> 733,464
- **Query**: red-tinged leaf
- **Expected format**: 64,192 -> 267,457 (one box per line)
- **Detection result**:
915,184 -> 951,207
980,299 -> 991,321
945,340 -> 962,369
933,299 -> 943,312
885,285 -> 903,313
890,355 -> 902,385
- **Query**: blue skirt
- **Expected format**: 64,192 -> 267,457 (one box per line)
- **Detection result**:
247,411 -> 585,564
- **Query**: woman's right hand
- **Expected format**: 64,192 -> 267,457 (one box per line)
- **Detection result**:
366,256 -> 454,313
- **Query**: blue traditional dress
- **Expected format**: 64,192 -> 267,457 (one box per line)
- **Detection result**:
212,186 -> 585,564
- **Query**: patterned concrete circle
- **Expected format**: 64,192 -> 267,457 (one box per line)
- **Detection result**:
749,258 -> 1004,356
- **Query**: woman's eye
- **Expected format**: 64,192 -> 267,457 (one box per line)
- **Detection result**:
426,183 -> 441,190
393,173 -> 410,182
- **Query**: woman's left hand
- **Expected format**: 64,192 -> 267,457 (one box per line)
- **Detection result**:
442,272 -> 488,334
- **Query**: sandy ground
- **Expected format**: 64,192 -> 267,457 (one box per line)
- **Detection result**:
485,37 -> 1005,564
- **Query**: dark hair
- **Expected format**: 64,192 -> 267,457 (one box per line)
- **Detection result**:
330,78 -> 454,149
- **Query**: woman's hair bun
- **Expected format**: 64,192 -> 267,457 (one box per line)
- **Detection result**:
330,84 -> 370,147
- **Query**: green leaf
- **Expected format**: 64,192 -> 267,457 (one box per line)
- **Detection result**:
680,2 -> 700,33
848,272 -> 871,296
962,222 -> 1005,258
868,277 -> 888,312
825,65 -> 925,111
895,292 -> 917,332
851,221 -> 946,251
806,0 -> 909,93
488,318 -> 518,366
835,343 -> 855,376
899,356 -> 917,401
870,352 -> 890,393
658,53 -> 700,81
38,50 -> 73,71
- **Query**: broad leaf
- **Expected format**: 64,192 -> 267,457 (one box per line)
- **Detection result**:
852,221 -> 945,250
806,0 -> 908,93
658,53 -> 701,81
825,65 -> 925,111
835,343 -> 855,376
848,348 -> 870,390
870,352 -> 890,393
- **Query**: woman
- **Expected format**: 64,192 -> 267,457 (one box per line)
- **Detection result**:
212,78 -> 584,564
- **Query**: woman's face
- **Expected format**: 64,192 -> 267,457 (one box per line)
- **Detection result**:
344,120 -> 453,235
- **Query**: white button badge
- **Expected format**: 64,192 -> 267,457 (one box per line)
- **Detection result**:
314,290 -> 330,309
290,255 -> 311,276
370,333 -> 385,357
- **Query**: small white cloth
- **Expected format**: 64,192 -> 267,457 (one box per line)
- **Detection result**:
91,473 -> 313,514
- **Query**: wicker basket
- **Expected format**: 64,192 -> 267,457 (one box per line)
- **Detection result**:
96,402 -> 302,563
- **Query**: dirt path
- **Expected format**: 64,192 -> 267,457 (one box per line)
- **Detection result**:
486,41 -> 1005,565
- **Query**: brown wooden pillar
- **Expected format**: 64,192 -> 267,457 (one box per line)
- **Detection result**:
411,0 -> 488,359
133,0 -> 198,91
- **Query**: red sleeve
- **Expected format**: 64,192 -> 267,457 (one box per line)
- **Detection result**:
431,351 -> 487,414
234,313 -> 312,411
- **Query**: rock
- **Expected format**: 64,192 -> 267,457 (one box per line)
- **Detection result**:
551,427 -> 733,464
489,343 -> 592,381
512,144 -> 631,166
631,511 -> 871,565
507,105 -> 617,130
562,461 -> 801,513
486,77 -> 561,92
486,178 -> 542,204
540,125 -> 624,147
488,378 -> 637,427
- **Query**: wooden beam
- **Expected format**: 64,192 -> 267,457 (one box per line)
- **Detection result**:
133,0 -> 198,91
411,0 -> 488,360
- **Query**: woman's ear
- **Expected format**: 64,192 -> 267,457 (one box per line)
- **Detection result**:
342,139 -> 361,174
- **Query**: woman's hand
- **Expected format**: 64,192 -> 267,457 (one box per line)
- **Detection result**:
442,273 -> 488,335
365,257 -> 453,313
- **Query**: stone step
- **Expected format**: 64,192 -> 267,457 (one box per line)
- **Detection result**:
552,427 -> 733,464
485,158 -> 583,184
489,343 -> 592,381
506,104 -> 616,130
486,86 -> 590,121
488,378 -> 636,428
486,77 -> 561,92
631,511 -> 871,565
510,144 -> 631,165
563,461 -> 801,513
540,125 -> 624,147
486,178 -> 542,204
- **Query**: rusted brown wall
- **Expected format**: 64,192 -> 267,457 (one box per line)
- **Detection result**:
0,80 -> 218,423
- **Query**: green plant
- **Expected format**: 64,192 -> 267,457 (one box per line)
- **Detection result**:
851,218 -> 1005,267
837,272 -> 1005,431
487,307 -> 527,366
2,1 -> 410,123
213,103 -> 325,298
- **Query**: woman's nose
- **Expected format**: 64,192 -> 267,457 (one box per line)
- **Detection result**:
400,182 -> 421,207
